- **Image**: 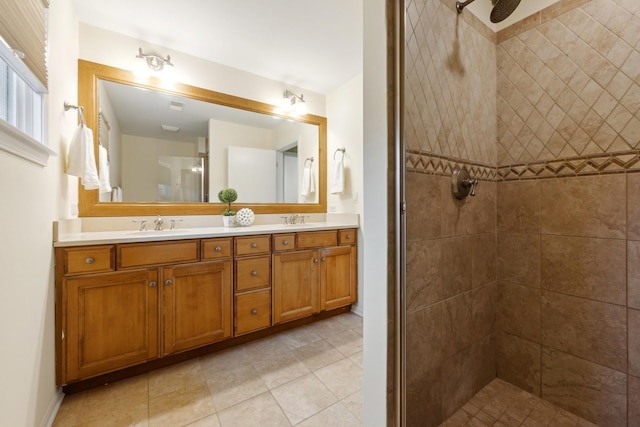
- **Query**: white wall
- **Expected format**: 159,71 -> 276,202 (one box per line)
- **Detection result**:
362,0 -> 388,425
0,0 -> 77,425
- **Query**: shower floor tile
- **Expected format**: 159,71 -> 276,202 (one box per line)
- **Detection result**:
440,378 -> 598,427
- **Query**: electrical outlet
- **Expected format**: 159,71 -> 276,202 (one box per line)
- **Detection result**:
353,192 -> 358,203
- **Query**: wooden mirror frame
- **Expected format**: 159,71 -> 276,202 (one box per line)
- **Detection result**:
77,59 -> 327,217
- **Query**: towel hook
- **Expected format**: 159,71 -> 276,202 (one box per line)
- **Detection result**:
334,147 -> 346,160
64,101 -> 86,126
304,156 -> 314,167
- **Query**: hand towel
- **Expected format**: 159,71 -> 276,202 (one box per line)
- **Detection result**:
300,166 -> 315,197
98,145 -> 112,193
67,125 -> 100,190
329,158 -> 344,194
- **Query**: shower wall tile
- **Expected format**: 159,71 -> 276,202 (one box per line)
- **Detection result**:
472,283 -> 497,340
441,236 -> 473,299
471,334 -> 497,393
440,179 -> 497,237
497,232 -> 540,288
541,347 -> 627,427
442,292 -> 473,357
471,233 -> 496,288
497,282 -> 541,343
628,240 -> 640,309
496,332 -> 541,396
630,308 -> 640,377
630,375 -> 640,427
405,0 -> 497,166
540,235 -> 626,305
441,345 -> 476,419
497,180 -> 540,233
406,171 -> 442,241
406,303 -> 443,381
541,291 -> 627,372
406,367 -> 443,427
406,239 -> 442,312
627,172 -> 640,239
540,174 -> 626,239
497,0 -> 640,166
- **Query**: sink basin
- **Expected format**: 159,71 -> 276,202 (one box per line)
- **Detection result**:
126,229 -> 186,236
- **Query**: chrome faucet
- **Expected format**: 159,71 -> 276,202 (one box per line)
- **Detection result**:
154,215 -> 164,231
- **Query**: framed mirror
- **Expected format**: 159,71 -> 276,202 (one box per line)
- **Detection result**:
78,59 -> 327,217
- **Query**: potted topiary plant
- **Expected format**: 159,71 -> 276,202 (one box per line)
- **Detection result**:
218,188 -> 238,227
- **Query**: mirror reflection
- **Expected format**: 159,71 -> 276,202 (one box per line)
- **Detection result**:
97,79 -> 319,204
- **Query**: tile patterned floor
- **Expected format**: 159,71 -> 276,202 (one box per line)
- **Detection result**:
53,313 -> 364,427
440,378 -> 598,427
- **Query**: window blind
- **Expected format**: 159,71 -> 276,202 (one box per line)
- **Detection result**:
0,0 -> 49,88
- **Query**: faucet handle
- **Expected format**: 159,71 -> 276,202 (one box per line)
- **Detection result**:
169,219 -> 183,230
132,219 -> 147,231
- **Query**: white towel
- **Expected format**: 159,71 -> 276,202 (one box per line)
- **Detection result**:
329,158 -> 344,194
300,166 -> 315,197
98,145 -> 112,194
67,125 -> 100,190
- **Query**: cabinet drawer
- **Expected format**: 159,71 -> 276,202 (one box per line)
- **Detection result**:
117,240 -> 200,269
63,245 -> 115,275
339,229 -> 357,245
235,235 -> 271,256
235,289 -> 271,336
273,234 -> 296,252
297,231 -> 337,249
235,256 -> 271,292
202,238 -> 233,260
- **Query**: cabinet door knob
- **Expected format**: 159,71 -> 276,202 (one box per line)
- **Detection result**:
283,240 -> 289,245
251,243 -> 258,248
251,309 -> 258,315
314,258 -> 319,263
321,257 -> 326,262
251,271 -> 258,276
149,281 -> 157,287
85,257 -> 94,264
165,279 -> 173,286
215,246 -> 222,252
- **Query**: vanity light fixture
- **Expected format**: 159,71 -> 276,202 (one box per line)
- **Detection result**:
280,90 -> 308,115
136,47 -> 174,72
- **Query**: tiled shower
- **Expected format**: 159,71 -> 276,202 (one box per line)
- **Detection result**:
403,0 -> 640,425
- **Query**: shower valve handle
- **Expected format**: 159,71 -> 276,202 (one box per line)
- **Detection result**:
464,178 -> 479,197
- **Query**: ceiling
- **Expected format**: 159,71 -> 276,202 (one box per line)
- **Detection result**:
75,0 -> 363,94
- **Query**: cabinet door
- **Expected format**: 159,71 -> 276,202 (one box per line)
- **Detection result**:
163,261 -> 232,355
65,269 -> 159,381
272,250 -> 319,324
319,246 -> 357,310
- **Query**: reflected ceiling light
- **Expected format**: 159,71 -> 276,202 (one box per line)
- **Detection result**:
136,47 -> 174,72
280,90 -> 308,115
161,124 -> 180,132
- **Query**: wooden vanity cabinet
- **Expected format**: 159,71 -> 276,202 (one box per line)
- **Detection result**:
272,229 -> 357,324
63,268 -> 159,382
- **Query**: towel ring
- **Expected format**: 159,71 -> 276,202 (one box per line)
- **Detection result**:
304,157 -> 314,167
334,147 -> 346,160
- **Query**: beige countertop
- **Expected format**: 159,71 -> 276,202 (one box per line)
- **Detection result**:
54,214 -> 359,247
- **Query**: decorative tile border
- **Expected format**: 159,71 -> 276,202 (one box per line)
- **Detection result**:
406,150 -> 640,181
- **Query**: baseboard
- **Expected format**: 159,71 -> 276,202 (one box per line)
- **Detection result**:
351,304 -> 363,317
41,388 -> 64,427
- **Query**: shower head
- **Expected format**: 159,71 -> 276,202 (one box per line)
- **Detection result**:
455,0 -> 522,23
490,0 -> 522,23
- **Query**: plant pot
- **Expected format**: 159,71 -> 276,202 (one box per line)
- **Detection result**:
222,215 -> 236,227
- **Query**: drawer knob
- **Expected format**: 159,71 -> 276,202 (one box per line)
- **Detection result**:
149,281 -> 157,287
85,257 -> 94,264
251,309 -> 258,315
215,246 -> 222,252
346,234 -> 352,239
251,243 -> 258,248
283,240 -> 289,245
251,271 -> 258,276
165,279 -> 173,286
